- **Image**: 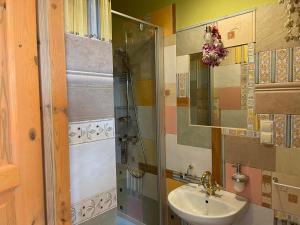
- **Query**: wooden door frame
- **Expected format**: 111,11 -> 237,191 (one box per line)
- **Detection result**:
37,0 -> 71,225
1,0 -> 47,224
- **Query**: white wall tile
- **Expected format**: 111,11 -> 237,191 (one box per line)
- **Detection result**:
233,203 -> 274,225
166,134 -> 212,177
176,55 -> 190,74
164,45 -> 177,83
70,138 -> 117,204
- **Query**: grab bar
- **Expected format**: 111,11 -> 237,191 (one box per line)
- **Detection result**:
273,177 -> 300,191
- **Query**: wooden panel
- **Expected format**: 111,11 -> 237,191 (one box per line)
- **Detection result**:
256,3 -> 300,52
0,165 -> 19,192
212,128 -> 222,185
67,75 -> 114,122
255,82 -> 300,114
217,12 -> 255,48
5,0 -> 46,224
0,3 -> 17,225
37,0 -> 72,224
0,0 -> 10,166
0,191 -> 16,225
166,178 -> 184,195
65,34 -> 113,74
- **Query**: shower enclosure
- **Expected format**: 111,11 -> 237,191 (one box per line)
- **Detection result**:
112,11 -> 165,225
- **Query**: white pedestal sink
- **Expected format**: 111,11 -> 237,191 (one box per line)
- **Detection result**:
168,184 -> 248,225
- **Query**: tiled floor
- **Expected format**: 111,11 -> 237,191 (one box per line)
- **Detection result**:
116,216 -> 136,225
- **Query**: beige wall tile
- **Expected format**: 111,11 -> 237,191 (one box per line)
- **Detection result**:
224,135 -> 276,171
65,34 -> 113,74
276,147 -> 300,176
67,74 -> 114,122
176,55 -> 190,74
176,25 -> 212,56
217,12 -> 255,48
165,45 -> 177,83
256,3 -> 300,52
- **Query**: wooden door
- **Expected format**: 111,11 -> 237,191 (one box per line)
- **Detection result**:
0,0 -> 46,225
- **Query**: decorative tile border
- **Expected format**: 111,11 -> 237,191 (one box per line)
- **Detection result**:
71,188 -> 117,225
69,118 -> 115,145
261,170 -> 272,208
246,43 -> 256,130
241,64 -> 248,110
176,73 -> 189,98
294,47 -> 300,81
221,127 -> 260,138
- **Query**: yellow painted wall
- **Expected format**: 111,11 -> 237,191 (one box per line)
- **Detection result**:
112,0 -> 276,30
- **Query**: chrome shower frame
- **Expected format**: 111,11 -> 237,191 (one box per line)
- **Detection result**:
111,10 -> 166,225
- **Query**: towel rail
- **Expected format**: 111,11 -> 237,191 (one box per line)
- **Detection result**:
272,177 -> 300,191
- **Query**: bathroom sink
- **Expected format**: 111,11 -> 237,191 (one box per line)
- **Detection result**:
168,184 -> 248,225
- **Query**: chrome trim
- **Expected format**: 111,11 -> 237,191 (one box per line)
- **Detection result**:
111,10 -> 159,28
155,27 -> 166,225
176,8 -> 256,33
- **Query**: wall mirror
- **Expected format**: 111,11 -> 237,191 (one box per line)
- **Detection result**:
189,47 -> 248,129
177,11 -> 256,132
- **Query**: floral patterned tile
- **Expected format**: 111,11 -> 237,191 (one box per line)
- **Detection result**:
275,49 -> 289,83
176,73 -> 189,98
69,118 -> 115,145
71,188 -> 117,225
259,51 -> 272,84
274,114 -> 286,147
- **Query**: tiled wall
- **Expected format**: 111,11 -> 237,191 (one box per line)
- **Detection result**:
163,3 -> 300,225
65,34 -> 117,225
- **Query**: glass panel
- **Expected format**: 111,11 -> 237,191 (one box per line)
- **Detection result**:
112,14 -> 159,225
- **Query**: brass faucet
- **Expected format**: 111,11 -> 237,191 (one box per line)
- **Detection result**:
200,171 -> 220,196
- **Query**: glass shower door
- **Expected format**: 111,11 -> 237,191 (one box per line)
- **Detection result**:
112,13 -> 159,225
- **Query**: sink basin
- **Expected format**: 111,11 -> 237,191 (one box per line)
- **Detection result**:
168,184 -> 248,225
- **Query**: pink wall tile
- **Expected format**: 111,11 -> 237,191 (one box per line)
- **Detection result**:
165,106 -> 177,134
225,163 -> 262,205
127,195 -> 143,221
216,87 -> 241,110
